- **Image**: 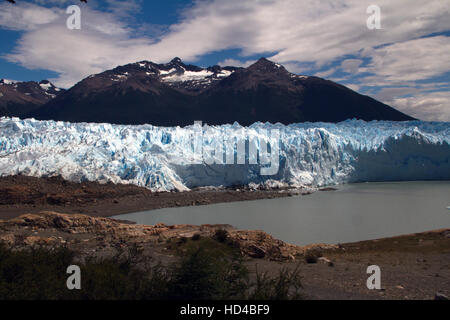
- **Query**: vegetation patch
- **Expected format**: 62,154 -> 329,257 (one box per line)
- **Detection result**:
0,243 -> 303,300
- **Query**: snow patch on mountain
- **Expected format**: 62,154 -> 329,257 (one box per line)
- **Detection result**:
0,117 -> 448,191
217,70 -> 233,77
159,68 -> 177,76
39,82 -> 52,91
0,79 -> 18,85
162,70 -> 214,82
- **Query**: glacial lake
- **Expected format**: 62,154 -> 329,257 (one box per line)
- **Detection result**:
112,181 -> 450,245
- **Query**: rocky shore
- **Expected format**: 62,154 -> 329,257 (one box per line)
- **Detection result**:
0,211 -> 449,300
0,175 -> 315,220
0,211 -> 330,261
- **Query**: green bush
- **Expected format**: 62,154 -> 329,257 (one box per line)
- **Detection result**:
167,246 -> 248,300
0,242 -> 303,300
0,244 -> 74,300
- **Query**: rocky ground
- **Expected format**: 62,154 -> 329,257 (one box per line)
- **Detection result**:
0,175 -> 314,219
257,229 -> 450,300
0,211 -> 448,300
0,211 -> 311,261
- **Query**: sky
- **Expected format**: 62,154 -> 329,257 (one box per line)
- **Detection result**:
0,0 -> 449,121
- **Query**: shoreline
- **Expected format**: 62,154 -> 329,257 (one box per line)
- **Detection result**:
1,175 -> 446,242
0,175 -> 319,220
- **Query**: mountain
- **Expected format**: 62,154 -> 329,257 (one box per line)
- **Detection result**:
0,79 -> 64,118
26,58 -> 414,126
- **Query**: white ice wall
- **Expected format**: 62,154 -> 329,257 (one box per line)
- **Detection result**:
0,117 -> 449,191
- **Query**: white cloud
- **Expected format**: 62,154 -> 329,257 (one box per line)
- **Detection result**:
280,62 -> 310,75
376,87 -> 421,102
346,84 -> 360,92
373,83 -> 450,121
340,59 -> 363,74
0,0 -> 449,121
3,0 -> 449,87
360,36 -> 450,83
314,68 -> 337,78
217,58 -> 254,68
0,2 -> 59,31
386,91 -> 450,122
1,2 -> 158,87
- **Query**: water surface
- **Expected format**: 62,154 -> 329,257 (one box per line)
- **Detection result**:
113,181 -> 450,245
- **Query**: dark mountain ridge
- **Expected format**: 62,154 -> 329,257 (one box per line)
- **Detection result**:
23,58 -> 413,126
0,79 -> 64,118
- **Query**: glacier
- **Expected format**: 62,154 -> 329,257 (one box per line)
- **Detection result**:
0,117 -> 449,191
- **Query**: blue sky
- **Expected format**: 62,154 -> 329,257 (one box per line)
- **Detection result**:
0,0 -> 449,121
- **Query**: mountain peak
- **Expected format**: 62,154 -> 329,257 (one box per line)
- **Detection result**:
170,57 -> 183,64
255,57 -> 273,64
248,58 -> 286,73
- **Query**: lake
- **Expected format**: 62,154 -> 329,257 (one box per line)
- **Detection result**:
112,181 -> 450,245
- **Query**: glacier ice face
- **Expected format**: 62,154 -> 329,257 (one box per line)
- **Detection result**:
0,117 -> 449,191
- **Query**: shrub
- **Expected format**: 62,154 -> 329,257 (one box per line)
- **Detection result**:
213,229 -> 229,243
0,244 -> 167,300
0,242 -> 303,300
167,245 -> 248,300
249,265 -> 303,300
0,244 -> 75,300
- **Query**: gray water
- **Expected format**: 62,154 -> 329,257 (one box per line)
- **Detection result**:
112,181 -> 450,245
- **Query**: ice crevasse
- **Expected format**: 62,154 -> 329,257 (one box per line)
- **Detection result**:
0,117 -> 449,191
